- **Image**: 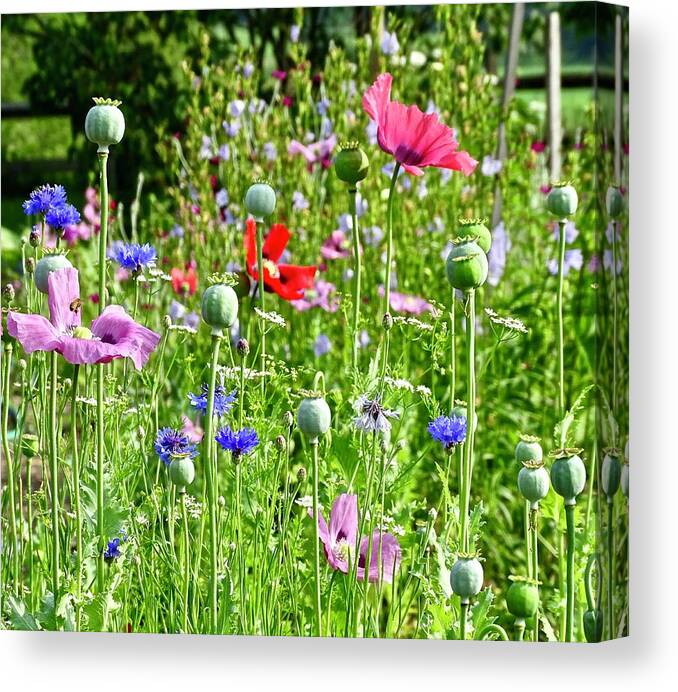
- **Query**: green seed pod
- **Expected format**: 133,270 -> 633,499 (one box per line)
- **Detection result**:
515,434 -> 543,464
34,253 -> 73,294
606,186 -> 624,219
445,238 -> 488,291
21,433 -> 40,459
335,142 -> 369,185
506,578 -> 539,619
517,463 -> 550,508
549,449 -> 586,505
244,181 -> 276,221
546,182 -> 578,220
450,556 -> 484,602
455,218 -> 492,254
583,608 -> 604,643
451,401 -> 477,433
601,450 -> 622,499
201,283 -> 239,336
169,456 -> 195,493
621,463 -> 629,498
85,97 -> 125,154
297,395 -> 331,441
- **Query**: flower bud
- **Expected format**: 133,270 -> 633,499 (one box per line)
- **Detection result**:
450,556 -> 484,603
445,238 -> 488,291
169,456 -> 195,493
34,253 -> 73,294
506,578 -> 539,620
283,410 -> 294,428
517,463 -> 550,508
29,229 -> 40,247
297,466 -> 307,483
25,257 -> 36,274
583,608 -> 603,643
601,450 -> 622,499
218,496 -> 226,507
244,181 -> 276,221
550,449 -> 586,505
455,218 -> 491,254
237,338 -> 250,357
18,359 -> 27,371
335,142 -> 369,186
297,395 -> 331,441
382,312 -> 393,331
201,283 -> 239,336
3,284 -> 15,302
85,97 -> 125,153
275,435 -> 287,452
606,186 -> 624,219
162,315 -> 172,330
546,182 -> 578,220
515,434 -> 542,464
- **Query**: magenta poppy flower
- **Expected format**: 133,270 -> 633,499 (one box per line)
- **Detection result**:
377,286 -> 435,316
7,267 -> 160,370
362,73 -> 477,177
320,230 -> 351,260
310,493 -> 402,584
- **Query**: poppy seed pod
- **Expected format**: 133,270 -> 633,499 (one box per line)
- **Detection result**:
583,608 -> 604,643
450,556 -> 484,602
335,142 -> 369,185
455,218 -> 492,254
550,449 -> 586,505
506,578 -> 539,619
601,451 -> 622,499
169,456 -> 195,493
517,463 -> 550,508
297,395 -> 331,441
546,182 -> 578,220
515,434 -> 543,464
244,181 -> 276,221
606,186 -> 624,219
621,462 -> 629,498
21,433 -> 39,459
34,253 -> 73,294
201,283 -> 239,336
445,238 -> 488,291
85,97 -> 125,153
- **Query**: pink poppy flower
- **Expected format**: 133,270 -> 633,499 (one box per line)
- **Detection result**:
288,134 -> 337,170
320,230 -> 351,260
377,286 -> 435,316
290,279 -> 339,313
310,493 -> 402,583
7,267 -> 160,370
531,140 -> 546,153
362,73 -> 477,177
181,415 -> 204,443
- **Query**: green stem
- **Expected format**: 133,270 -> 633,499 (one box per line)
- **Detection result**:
565,502 -> 576,642
460,290 -> 476,553
349,188 -> 361,371
181,491 -> 190,633
255,220 -> 266,397
203,334 -> 221,633
531,506 -> 540,642
607,499 -> 614,639
98,152 -> 109,315
311,438 -> 322,637
556,220 -> 566,427
459,601 -> 468,640
514,618 -> 526,641
383,162 -> 401,316
49,350 -> 60,607
449,292 -> 456,413
70,364 -> 83,630
2,344 -> 19,593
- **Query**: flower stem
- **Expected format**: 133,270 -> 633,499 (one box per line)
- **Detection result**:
449,291 -> 456,413
556,220 -> 566,427
181,491 -> 190,633
459,601 -> 468,640
565,502 -> 576,642
311,437 -> 322,637
383,162 -> 401,316
70,364 -> 83,630
204,334 -> 221,633
49,349 -> 60,607
349,188 -> 361,371
98,152 -> 109,315
460,290 -> 476,553
1,343 -> 19,594
531,506 -> 540,641
255,220 -> 266,397
606,499 -> 615,639
514,618 -> 526,641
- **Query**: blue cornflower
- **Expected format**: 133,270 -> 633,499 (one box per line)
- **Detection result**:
428,415 -> 467,450
45,203 -> 81,230
188,384 -> 237,417
215,425 -> 259,460
22,184 -> 67,215
113,242 -> 157,274
103,537 -> 122,561
154,427 -> 198,466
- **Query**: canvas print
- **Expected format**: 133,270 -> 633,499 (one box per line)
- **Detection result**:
0,2 -> 628,640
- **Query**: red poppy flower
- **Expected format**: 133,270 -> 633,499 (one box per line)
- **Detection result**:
171,266 -> 198,296
245,219 -> 316,301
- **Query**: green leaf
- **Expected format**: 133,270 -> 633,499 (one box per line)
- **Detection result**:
553,384 -> 594,446
7,596 -> 41,631
471,587 -> 495,636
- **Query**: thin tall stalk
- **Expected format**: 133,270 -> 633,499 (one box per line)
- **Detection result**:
565,503 -> 576,641
311,438 -> 322,636
349,188 -> 361,370
49,350 -> 60,605
70,364 -> 83,629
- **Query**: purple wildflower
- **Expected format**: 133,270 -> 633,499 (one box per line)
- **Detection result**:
103,538 -> 122,562
154,427 -> 198,466
188,384 -> 237,417
380,30 -> 400,56
215,425 -> 259,460
547,249 -> 584,276
22,184 -> 67,215
313,333 -> 332,357
46,203 -> 81,230
353,395 -> 399,434
112,243 -> 157,274
428,415 -> 467,450
481,155 -> 502,176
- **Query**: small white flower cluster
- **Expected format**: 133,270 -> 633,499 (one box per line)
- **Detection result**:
383,376 -> 432,398
484,307 -> 528,334
254,307 -> 287,328
295,495 -> 323,511
392,315 -> 434,332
